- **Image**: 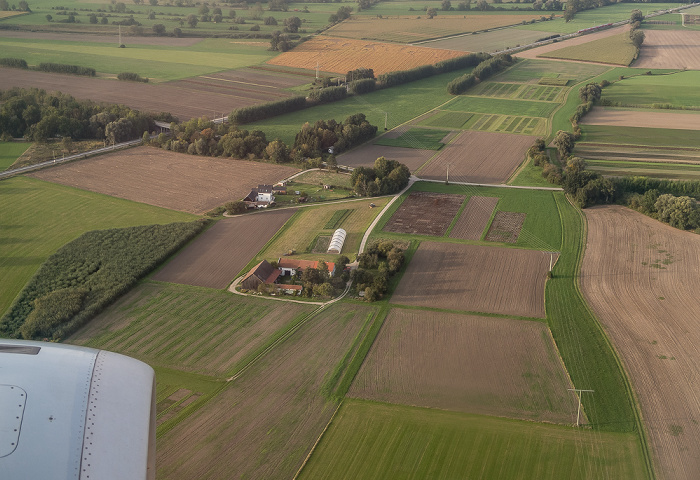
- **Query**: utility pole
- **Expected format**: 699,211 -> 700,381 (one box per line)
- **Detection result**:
119,25 -> 122,46
316,62 -> 319,80
568,388 -> 594,427
384,112 -> 388,131
446,164 -> 450,184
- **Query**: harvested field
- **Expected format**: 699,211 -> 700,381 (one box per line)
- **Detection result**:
384,192 -> 465,236
516,24 -> 629,61
423,28 -> 555,53
266,36 -> 464,75
581,106 -> 700,131
157,303 -> 376,480
337,143 -> 434,172
634,29 -> 700,69
0,30 -> 202,46
324,15 -> 546,43
581,205 -> 700,480
485,211 -> 526,243
153,209 -> 296,288
391,242 -> 555,317
29,147 -> 299,214
69,282 -> 314,377
449,196 -> 499,240
0,67 -> 294,120
350,309 -> 575,423
418,131 -> 535,183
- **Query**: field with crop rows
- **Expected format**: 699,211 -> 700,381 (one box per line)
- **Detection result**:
600,69 -> 700,108
579,125 -> 700,149
390,242 -> 556,317
324,14 -> 546,43
425,27 -> 555,53
445,95 -> 560,117
0,176 -> 194,316
30,147 -> 300,214
266,36 -> 465,75
497,58 -> 609,84
420,110 -> 545,135
539,32 -> 638,66
298,399 -> 648,480
449,196 -> 499,240
469,82 -> 566,102
156,303 -> 377,480
349,309 -> 575,423
582,205 -> 700,480
584,159 -> 700,180
153,209 -> 296,288
635,30 -> 700,69
69,281 -> 315,376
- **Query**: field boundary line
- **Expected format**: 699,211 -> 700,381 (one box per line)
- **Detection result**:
293,401 -> 343,480
567,196 -> 656,480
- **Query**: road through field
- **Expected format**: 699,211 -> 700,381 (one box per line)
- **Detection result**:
581,205 -> 700,480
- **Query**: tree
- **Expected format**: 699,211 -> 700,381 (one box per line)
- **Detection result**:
655,194 -> 700,230
152,23 -> 165,35
441,0 -> 451,10
313,282 -> 334,298
270,30 -> 291,51
149,0 -> 158,5
224,200 -> 247,214
264,15 -> 277,25
229,9 -> 236,18
284,15 -> 301,32
142,131 -> 150,145
326,154 -> 337,171
264,139 -> 290,163
17,0 -> 29,11
61,136 -> 74,153
45,13 -> 51,21
426,7 -> 437,18
630,29 -> 645,49
173,27 -> 182,36
553,130 -> 575,158
250,2 -> 263,19
579,83 -> 601,103
101,16 -> 108,24
0,0 -> 9,9
213,13 -> 222,22
198,4 -> 209,14
186,14 -> 198,27
630,9 -> 643,24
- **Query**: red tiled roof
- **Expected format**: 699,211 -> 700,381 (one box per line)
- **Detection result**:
278,259 -> 336,272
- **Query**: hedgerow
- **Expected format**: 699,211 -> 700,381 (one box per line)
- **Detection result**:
0,220 -> 209,340
117,72 -> 149,83
38,62 -> 96,76
228,96 -> 307,125
0,57 -> 28,69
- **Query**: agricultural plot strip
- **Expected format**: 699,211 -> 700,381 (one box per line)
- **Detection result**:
485,211 -> 526,244
581,107 -> 700,132
419,131 -> 536,184
337,144 -> 435,172
634,30 -> 700,70
581,205 -> 700,480
29,147 -> 299,214
349,309 -> 576,423
384,192 -> 465,236
390,242 -> 555,318
515,25 -> 630,60
449,196 -> 499,240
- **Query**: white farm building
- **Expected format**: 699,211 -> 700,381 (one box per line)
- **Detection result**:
327,228 -> 347,254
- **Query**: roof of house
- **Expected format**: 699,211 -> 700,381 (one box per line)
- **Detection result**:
243,189 -> 257,202
280,284 -> 303,291
241,260 -> 276,285
278,258 -> 336,273
257,185 -> 274,193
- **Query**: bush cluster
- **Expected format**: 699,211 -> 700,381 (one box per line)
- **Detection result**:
350,156 -> 411,196
352,240 -> 406,302
0,220 -> 209,340
0,57 -> 28,69
117,72 -> 149,83
308,85 -> 347,104
628,190 -> 700,230
348,78 -> 377,94
38,62 -> 96,76
229,96 -> 306,124
292,112 -> 377,159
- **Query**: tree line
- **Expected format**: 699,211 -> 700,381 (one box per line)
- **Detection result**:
350,157 -> 411,197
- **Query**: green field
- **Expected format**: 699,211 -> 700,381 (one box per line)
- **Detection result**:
0,176 -> 194,316
374,128 -> 452,150
298,399 -> 648,480
290,170 -> 354,189
374,182 -> 562,252
445,95 -> 560,117
470,82 -> 566,102
0,37 -> 276,82
540,32 -> 638,66
580,124 -> 700,148
600,70 -> 700,108
585,158 -> 700,180
0,142 -> 31,171
495,59 -> 609,84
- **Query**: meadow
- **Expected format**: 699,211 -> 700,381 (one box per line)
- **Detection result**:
600,69 -> 700,108
374,127 -> 451,150
0,142 -> 31,171
494,59 -> 609,84
585,158 -> 700,180
0,176 -> 194,316
298,399 -> 649,480
579,124 -> 700,148
540,32 -> 638,66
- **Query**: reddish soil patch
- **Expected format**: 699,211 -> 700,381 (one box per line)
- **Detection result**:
156,303 -> 374,480
634,29 -> 700,70
581,205 -> 700,480
449,196 -> 499,240
153,209 -> 296,288
349,309 -> 575,423
581,106 -> 700,131
383,192 -> 465,236
0,30 -> 202,46
337,143 -> 435,172
390,242 -> 555,317
418,131 -> 535,184
29,147 -> 299,214
517,25 -> 629,61
0,67 -> 295,120
485,211 -> 525,243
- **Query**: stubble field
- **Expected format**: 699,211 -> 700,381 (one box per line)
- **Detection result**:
153,209 -> 296,288
390,242 -> 555,317
418,131 -> 535,183
634,29 -> 700,69
349,309 -> 576,423
581,205 -> 700,480
29,147 -> 299,214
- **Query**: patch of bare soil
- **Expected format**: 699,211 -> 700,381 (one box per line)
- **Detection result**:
449,196 -> 499,240
29,146 -> 299,214
634,29 -> 700,69
337,143 -> 435,172
153,209 -> 296,288
418,131 -> 535,184
516,25 -> 630,61
384,192 -> 465,236
349,309 -> 576,423
390,241 -> 555,317
485,211 -> 525,243
581,205 -> 700,480
581,106 -> 700,131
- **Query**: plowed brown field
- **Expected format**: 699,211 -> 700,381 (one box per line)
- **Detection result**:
29,147 -> 299,214
634,30 -> 700,70
449,196 -> 499,240
418,131 -> 535,183
349,309 -> 576,423
266,37 -> 464,75
157,303 -> 376,480
581,205 -> 700,480
390,242 -> 555,317
384,192 -> 465,236
581,107 -> 700,131
153,209 -> 296,288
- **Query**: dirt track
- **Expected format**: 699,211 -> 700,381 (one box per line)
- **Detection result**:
29,147 -> 299,214
581,205 -> 700,480
581,107 -> 700,131
634,29 -> 700,70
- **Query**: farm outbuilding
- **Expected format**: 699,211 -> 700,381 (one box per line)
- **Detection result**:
327,228 -> 347,254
